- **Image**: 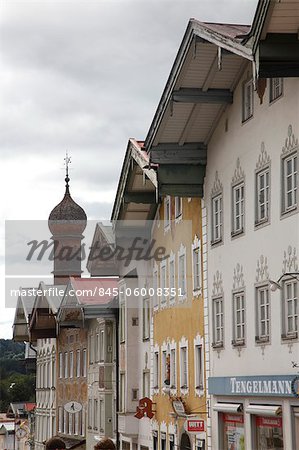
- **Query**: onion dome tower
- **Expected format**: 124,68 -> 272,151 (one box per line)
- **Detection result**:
48,154 -> 87,285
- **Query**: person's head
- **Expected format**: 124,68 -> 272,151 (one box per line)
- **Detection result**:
45,437 -> 66,450
94,438 -> 116,450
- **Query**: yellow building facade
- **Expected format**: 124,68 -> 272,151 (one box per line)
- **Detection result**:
151,196 -> 206,450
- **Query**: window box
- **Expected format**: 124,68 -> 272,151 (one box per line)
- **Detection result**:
212,341 -> 224,349
231,339 -> 245,347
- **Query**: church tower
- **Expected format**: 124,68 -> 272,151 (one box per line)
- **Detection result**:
48,154 -> 87,285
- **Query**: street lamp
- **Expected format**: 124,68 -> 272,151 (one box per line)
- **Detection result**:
269,272 -> 299,292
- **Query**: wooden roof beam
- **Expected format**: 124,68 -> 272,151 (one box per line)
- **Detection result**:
150,143 -> 207,165
172,88 -> 233,104
124,192 -> 157,204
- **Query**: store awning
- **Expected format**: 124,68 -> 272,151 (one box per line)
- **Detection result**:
213,403 -> 243,413
245,404 -> 282,417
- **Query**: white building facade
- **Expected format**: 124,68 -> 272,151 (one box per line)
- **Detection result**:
206,71 -> 299,449
35,338 -> 57,450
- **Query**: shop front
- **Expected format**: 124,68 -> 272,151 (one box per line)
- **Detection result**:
208,374 -> 299,450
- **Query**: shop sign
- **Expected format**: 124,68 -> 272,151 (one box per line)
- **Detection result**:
256,417 -> 282,428
184,419 -> 205,433
135,397 -> 154,419
172,400 -> 186,417
208,375 -> 297,397
223,414 -> 244,424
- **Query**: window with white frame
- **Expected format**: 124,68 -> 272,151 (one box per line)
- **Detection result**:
64,409 -> 68,434
76,350 -> 81,377
211,194 -> 223,243
69,411 -> 73,435
95,333 -> 99,362
59,352 -> 63,378
94,399 -> 98,430
164,196 -> 171,229
256,285 -> 270,341
195,344 -> 203,390
74,412 -> 79,435
282,279 -> 298,337
160,261 -> 167,304
80,408 -> 85,436
64,352 -> 68,378
178,245 -> 186,297
192,236 -> 201,292
161,349 -> 167,385
161,432 -> 166,450
119,289 -> 126,342
82,349 -> 87,377
180,345 -> 188,389
120,373 -> 125,412
169,435 -> 175,450
58,407 -> 63,433
100,330 -> 105,362
69,351 -> 73,378
51,357 -> 55,387
232,182 -> 245,235
256,167 -> 270,224
153,350 -> 159,389
153,266 -> 159,308
212,297 -> 223,346
90,334 -> 95,364
282,152 -> 297,213
242,78 -> 253,121
175,197 -> 182,219
170,347 -> 176,389
100,399 -> 104,432
143,296 -> 150,340
169,254 -> 175,302
270,78 -> 283,103
233,291 -> 245,343
88,399 -> 92,428
143,370 -> 150,397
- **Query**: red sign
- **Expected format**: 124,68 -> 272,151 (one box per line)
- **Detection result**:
223,414 -> 244,424
186,419 -> 205,432
135,397 -> 154,419
256,417 -> 282,428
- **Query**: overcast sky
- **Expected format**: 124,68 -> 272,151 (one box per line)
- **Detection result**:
0,0 -> 258,339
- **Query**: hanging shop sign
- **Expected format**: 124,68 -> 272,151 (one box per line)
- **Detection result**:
208,375 -> 298,397
172,400 -> 186,417
135,397 -> 155,419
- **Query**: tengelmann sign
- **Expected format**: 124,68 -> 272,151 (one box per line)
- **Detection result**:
208,375 -> 298,397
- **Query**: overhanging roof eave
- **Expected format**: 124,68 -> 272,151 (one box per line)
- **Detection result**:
144,19 -> 253,151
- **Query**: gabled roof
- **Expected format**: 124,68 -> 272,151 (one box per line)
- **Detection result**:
86,222 -> 117,277
57,277 -> 118,324
68,277 -> 118,306
7,403 -> 33,417
0,423 -> 15,433
144,19 -> 252,152
111,138 -> 157,221
29,282 -> 65,342
13,288 -> 36,341
145,0 -> 299,154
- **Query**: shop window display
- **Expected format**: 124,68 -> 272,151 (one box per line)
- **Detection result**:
255,416 -> 283,450
221,413 -> 245,450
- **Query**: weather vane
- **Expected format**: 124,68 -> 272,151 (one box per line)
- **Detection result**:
64,151 -> 71,191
